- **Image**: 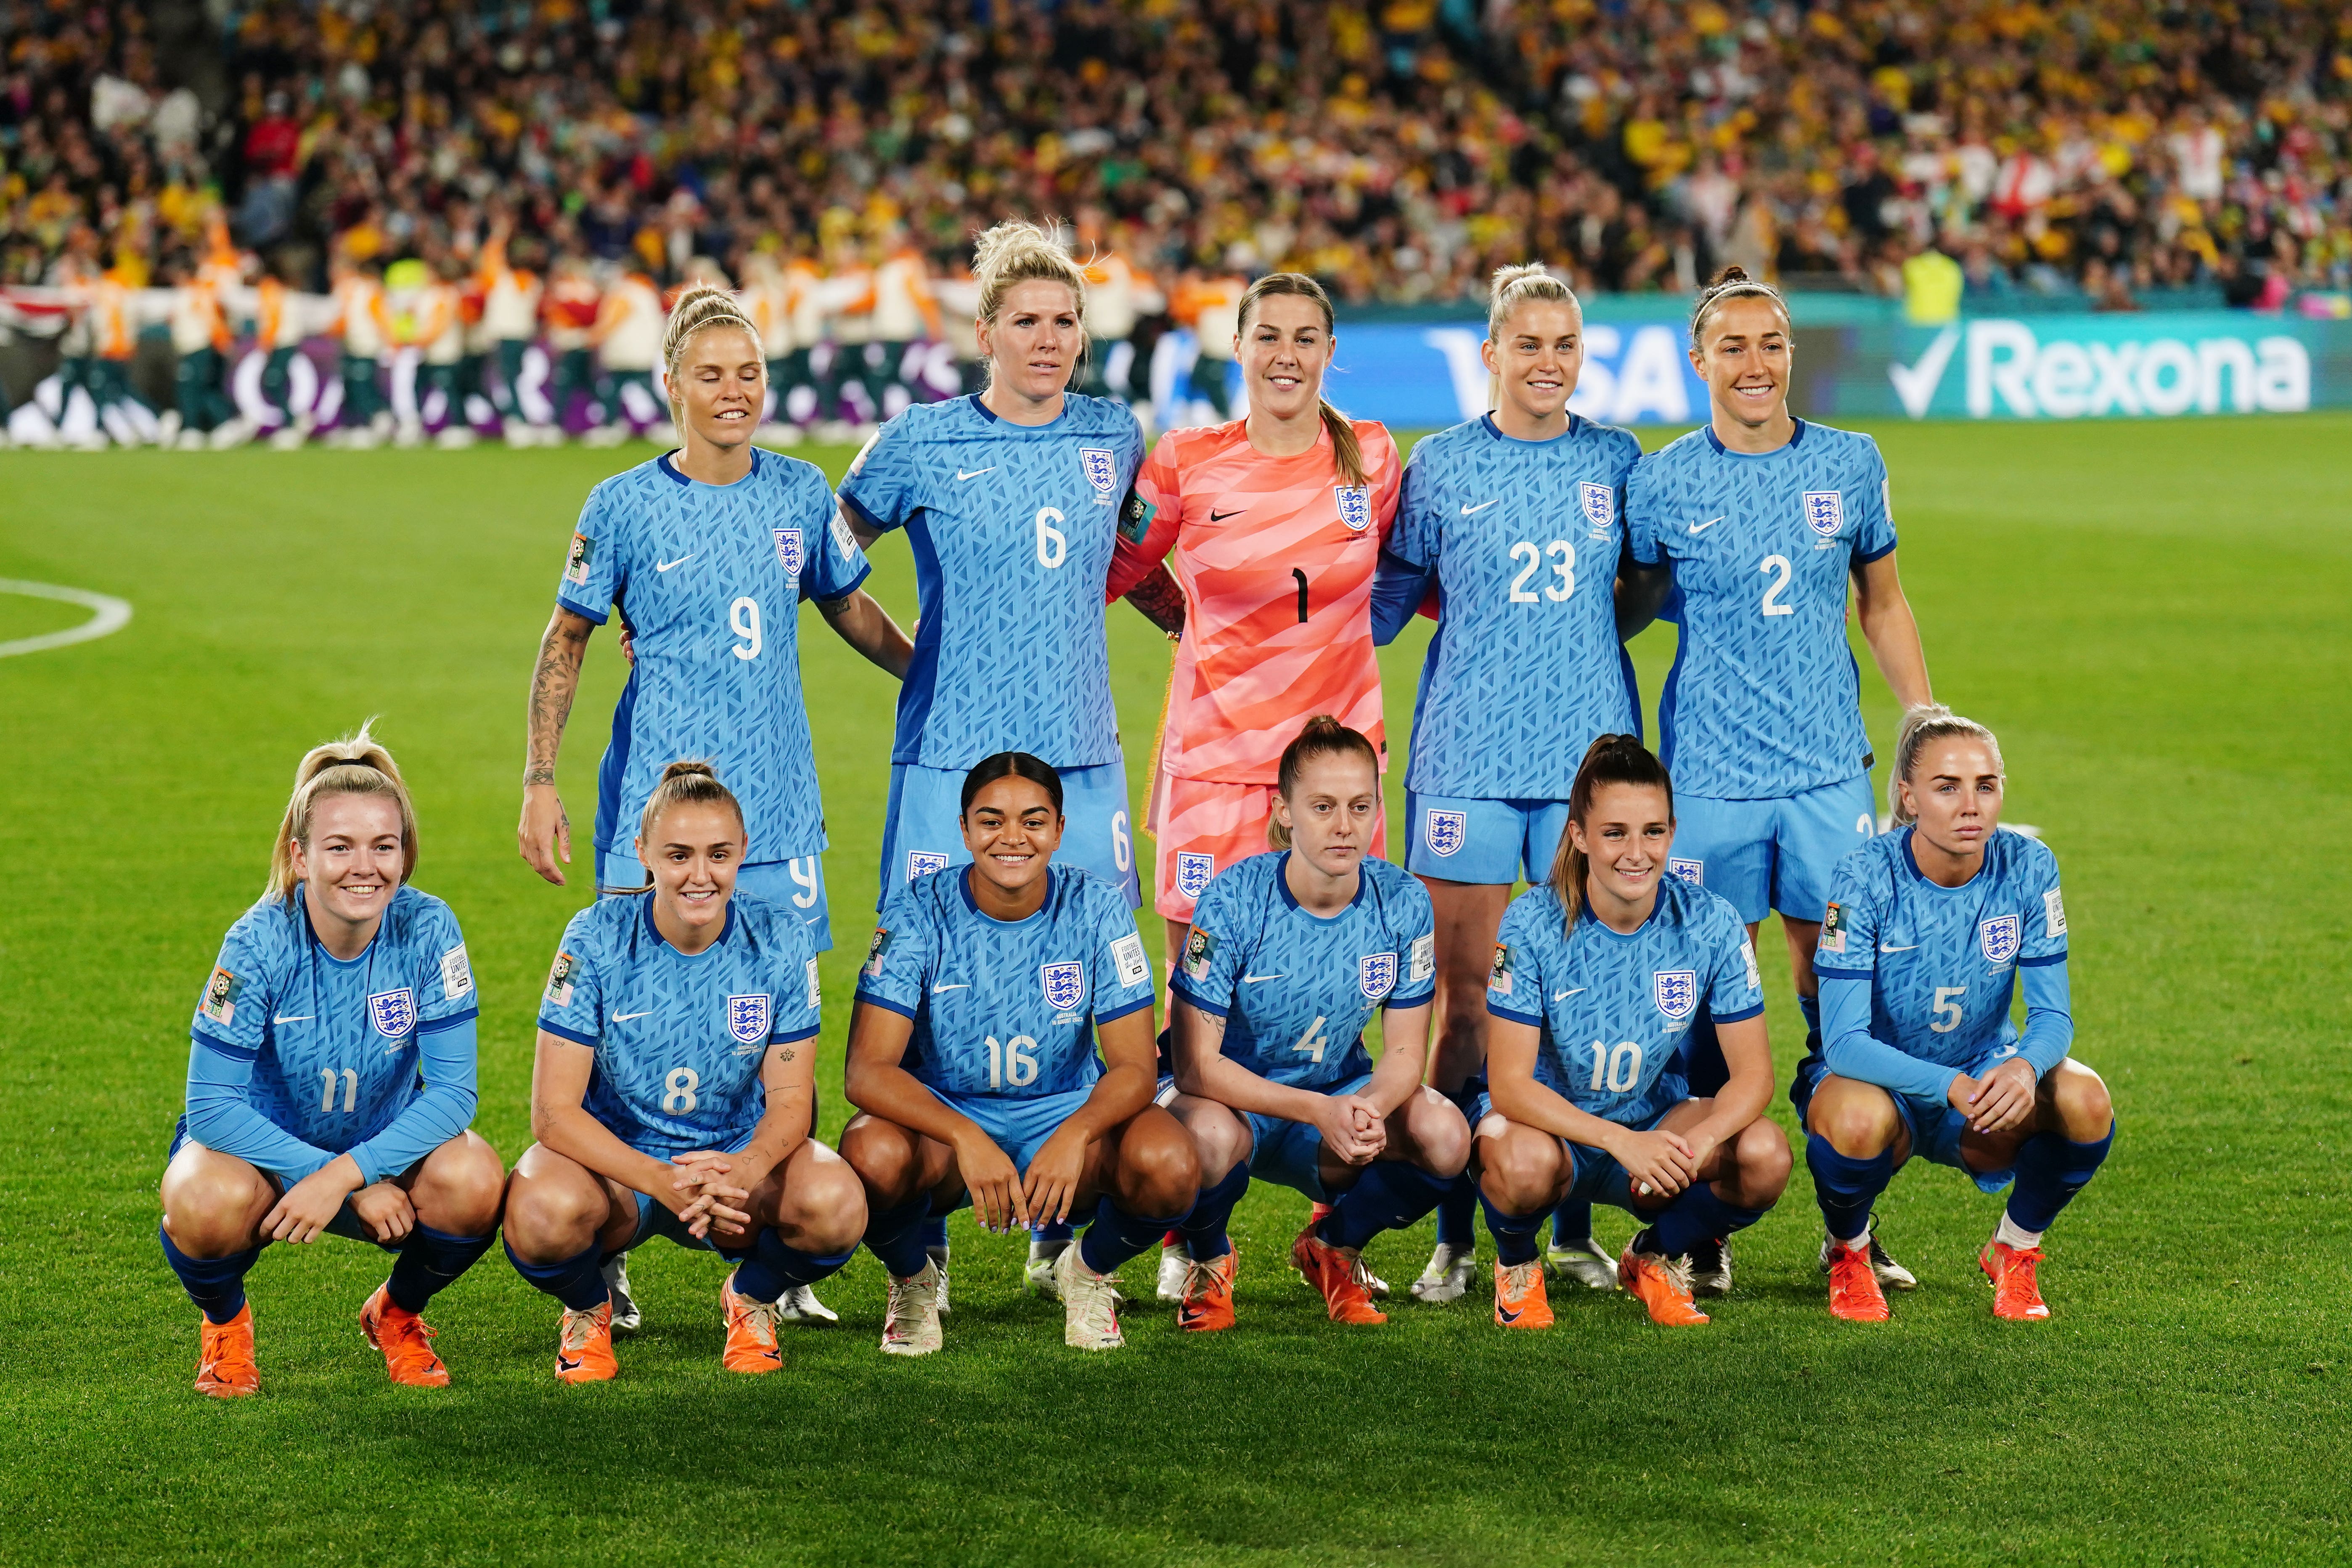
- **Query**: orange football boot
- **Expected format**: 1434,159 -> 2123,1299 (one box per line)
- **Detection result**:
1619,1242 -> 1711,1326
1825,1242 -> 1891,1322
720,1276 -> 786,1373
1290,1222 -> 1386,1324
359,1285 -> 450,1386
1177,1248 -> 1238,1333
194,1303 -> 260,1398
554,1299 -> 619,1382
1980,1238 -> 2051,1320
1493,1259 -> 1555,1330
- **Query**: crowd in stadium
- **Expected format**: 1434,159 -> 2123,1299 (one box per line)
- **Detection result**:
2,0 -> 2349,445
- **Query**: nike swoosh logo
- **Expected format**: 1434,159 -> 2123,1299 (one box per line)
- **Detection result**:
1687,516 -> 1724,534
931,983 -> 970,994
1209,508 -> 1244,521
556,1354 -> 582,1372
1879,943 -> 1918,953
1497,1305 -> 1522,1324
654,555 -> 696,572
1459,500 -> 1500,515
955,467 -> 995,482
1243,973 -> 1286,984
612,1011 -> 653,1022
1553,988 -> 1586,1001
273,1015 -> 313,1024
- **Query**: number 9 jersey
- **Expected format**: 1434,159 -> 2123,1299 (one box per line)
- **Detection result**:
535,894 -> 824,1158
1485,876 -> 1763,1127
856,866 -> 1157,1100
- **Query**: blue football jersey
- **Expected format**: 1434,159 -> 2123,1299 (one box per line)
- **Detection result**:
1171,852 -> 1437,1091
536,893 -> 825,1158
856,866 -> 1157,1099
555,450 -> 870,863
1625,420 -> 1898,800
190,885 -> 479,1160
1485,877 -> 1763,1126
1812,827 -> 2068,1072
1390,414 -> 1643,799
835,394 -> 1143,769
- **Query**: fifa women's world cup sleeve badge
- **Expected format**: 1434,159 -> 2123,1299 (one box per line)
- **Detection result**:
564,532 -> 595,587
199,966 -> 243,1026
1486,943 -> 1513,997
1820,901 -> 1847,955
1181,927 -> 1216,984
861,927 -> 891,981
545,951 -> 579,1007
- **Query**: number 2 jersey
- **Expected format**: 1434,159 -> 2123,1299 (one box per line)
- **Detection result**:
856,866 -> 1157,1100
1485,876 -> 1763,1127
556,449 -> 871,864
1171,851 -> 1436,1092
535,893 -> 824,1158
1381,413 -> 1644,800
183,885 -> 479,1184
1625,420 -> 1897,800
1812,826 -> 2072,1101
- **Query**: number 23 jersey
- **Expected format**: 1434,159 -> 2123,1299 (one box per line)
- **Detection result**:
856,866 -> 1157,1099
1485,877 -> 1763,1126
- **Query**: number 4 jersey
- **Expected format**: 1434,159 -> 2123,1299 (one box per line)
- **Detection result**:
1485,876 -> 1763,1127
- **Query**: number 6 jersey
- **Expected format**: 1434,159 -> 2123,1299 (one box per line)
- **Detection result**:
1485,876 -> 1763,1127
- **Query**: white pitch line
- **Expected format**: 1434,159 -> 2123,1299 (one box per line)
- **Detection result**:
0,579 -> 133,659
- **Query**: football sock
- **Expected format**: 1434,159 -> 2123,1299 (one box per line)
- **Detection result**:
865,1197 -> 933,1278
1080,1194 -> 1192,1275
1178,1160 -> 1249,1263
2005,1122 -> 2113,1234
1318,1160 -> 1451,1253
1806,1133 -> 1894,1244
160,1226 -> 259,1325
1650,1182 -> 1762,1259
504,1239 -> 610,1313
1031,1219 -> 1076,1248
1995,1213 -> 2043,1251
1797,993 -> 1822,1054
386,1224 -> 495,1314
723,1230 -> 855,1304
920,1216 -> 949,1251
1434,1176 -> 1477,1250
1551,1199 -> 1594,1248
1479,1191 -> 1546,1268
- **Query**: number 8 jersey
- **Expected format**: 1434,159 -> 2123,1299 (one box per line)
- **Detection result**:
535,894 -> 824,1157
1485,876 -> 1763,1126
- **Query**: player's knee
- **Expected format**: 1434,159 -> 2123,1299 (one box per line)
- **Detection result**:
2047,1060 -> 2113,1139
501,1171 -> 601,1259
1811,1081 -> 1900,1158
1736,1118 -> 1793,1201
1409,1089 -> 1472,1178
1476,1126 -> 1560,1213
1183,1102 -> 1250,1176
779,1160 -> 867,1254
160,1155 -> 269,1256
837,1116 -> 920,1202
1123,1117 -> 1201,1214
418,1133 -> 507,1233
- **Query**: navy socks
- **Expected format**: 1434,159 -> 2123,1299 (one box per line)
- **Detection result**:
1551,1200 -> 1594,1248
1479,1190 -> 1546,1267
1806,1133 -> 1894,1242
387,1224 -> 495,1314
1317,1160 -> 1451,1253
160,1225 -> 259,1325
920,1215 -> 949,1251
1179,1161 -> 1249,1263
1079,1194 -> 1192,1275
2007,1123 -> 2114,1233
505,1239 -> 610,1312
864,1197 -> 933,1277
1434,1178 -> 1478,1249
722,1228 -> 856,1303
1650,1182 -> 1762,1258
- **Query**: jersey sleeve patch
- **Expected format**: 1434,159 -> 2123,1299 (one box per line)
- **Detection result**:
440,942 -> 474,1001
1111,931 -> 1150,989
1820,901 -> 1848,954
1409,931 -> 1436,986
1118,490 -> 1156,543
198,965 -> 243,1027
544,951 -> 579,1008
563,531 -> 594,587
1181,927 -> 1216,985
1486,942 -> 1513,997
861,927 -> 891,980
805,955 -> 823,1011
2043,887 -> 2068,938
1741,935 -> 1762,995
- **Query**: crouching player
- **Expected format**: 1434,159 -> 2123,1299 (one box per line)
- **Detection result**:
1800,707 -> 2112,1322
841,753 -> 1197,1354
1160,717 -> 1467,1329
160,728 -> 503,1396
503,762 -> 866,1382
1473,736 -> 1789,1328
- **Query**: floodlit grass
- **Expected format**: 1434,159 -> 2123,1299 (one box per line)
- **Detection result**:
1,414 -> 2346,1565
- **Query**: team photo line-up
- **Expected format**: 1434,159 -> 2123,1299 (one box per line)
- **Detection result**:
160,219 -> 2116,1398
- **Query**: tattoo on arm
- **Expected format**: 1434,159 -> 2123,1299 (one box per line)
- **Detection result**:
777,1047 -> 797,1063
1125,564 -> 1187,637
526,614 -> 590,783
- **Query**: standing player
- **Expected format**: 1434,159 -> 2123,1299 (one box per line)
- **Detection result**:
1800,707 -> 2112,1323
1369,263 -> 1658,1304
1472,736 -> 1790,1329
1623,265 -> 1932,1293
1159,718 -> 1467,1330
541,253 -> 603,440
839,755 -> 1198,1355
325,247 -> 392,448
588,265 -> 667,445
503,763 -> 868,1381
158,728 -> 504,1396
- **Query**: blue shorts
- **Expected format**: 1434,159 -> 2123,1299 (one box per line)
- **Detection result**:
622,1124 -> 765,1252
880,758 -> 1139,909
1404,792 -> 1571,885
1465,1094 -> 1679,1213
1670,774 -> 1877,925
929,1083 -> 1096,1199
1153,1069 -> 1377,1203
165,1118 -> 423,1252
1789,1051 -> 2015,1195
596,849 -> 833,953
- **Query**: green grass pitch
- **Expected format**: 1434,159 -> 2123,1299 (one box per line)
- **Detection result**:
1,414 -> 2347,1565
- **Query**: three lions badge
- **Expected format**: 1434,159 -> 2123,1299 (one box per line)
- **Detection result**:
1979,915 -> 2021,966
368,987 -> 416,1039
1424,810 -> 1466,859
1653,970 -> 1698,1021
1040,961 -> 1086,1012
773,528 -> 804,575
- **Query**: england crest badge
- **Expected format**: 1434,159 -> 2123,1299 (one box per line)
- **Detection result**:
728,993 -> 771,1046
1979,915 -> 2021,965
907,850 -> 951,880
1424,809 -> 1467,858
1359,952 -> 1399,1001
1653,970 -> 1698,1021
1803,490 -> 1844,537
368,987 -> 417,1039
1668,858 -> 1704,887
1579,481 -> 1615,535
1334,484 -> 1372,532
1041,961 -> 1086,1012
1176,852 -> 1215,901
773,527 -> 805,575
1080,448 -> 1119,505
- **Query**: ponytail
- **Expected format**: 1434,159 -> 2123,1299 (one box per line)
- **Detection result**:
1268,715 -> 1380,850
637,759 -> 746,845
1237,271 -> 1366,487
1888,704 -> 2005,827
1545,734 -> 1674,930
267,720 -> 418,900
